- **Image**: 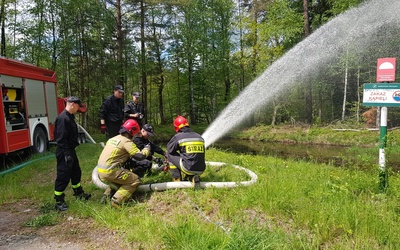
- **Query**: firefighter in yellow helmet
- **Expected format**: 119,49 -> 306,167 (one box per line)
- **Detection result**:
166,116 -> 206,187
97,119 -> 150,208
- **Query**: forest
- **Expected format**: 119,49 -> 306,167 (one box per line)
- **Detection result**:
1,0 -> 400,130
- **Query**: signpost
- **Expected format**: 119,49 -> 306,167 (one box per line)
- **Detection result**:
363,58 -> 397,192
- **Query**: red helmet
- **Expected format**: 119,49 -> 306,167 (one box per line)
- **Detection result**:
121,119 -> 140,137
173,116 -> 189,133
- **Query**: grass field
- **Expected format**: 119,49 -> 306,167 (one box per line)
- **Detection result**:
2,132 -> 400,249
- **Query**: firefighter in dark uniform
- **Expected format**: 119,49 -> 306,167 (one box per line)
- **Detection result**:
99,85 -> 125,140
124,92 -> 145,128
166,116 -> 206,187
54,96 -> 91,211
127,124 -> 166,177
97,119 -> 151,208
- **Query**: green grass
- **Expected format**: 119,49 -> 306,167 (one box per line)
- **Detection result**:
236,124 -> 385,146
24,203 -> 61,228
2,136 -> 400,248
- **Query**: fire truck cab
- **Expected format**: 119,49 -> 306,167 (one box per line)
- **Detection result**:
0,57 -> 59,155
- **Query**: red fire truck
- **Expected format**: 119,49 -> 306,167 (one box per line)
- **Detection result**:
0,57 -> 61,155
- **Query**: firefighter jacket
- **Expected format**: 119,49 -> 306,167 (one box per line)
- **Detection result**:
166,126 -> 206,172
134,135 -> 165,161
124,101 -> 145,121
99,95 -> 124,123
97,134 -> 150,171
54,109 -> 79,155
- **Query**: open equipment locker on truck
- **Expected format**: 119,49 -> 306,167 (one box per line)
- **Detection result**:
0,57 -> 59,156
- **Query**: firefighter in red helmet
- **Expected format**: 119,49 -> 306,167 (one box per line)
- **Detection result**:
97,119 -> 150,208
166,116 -> 206,187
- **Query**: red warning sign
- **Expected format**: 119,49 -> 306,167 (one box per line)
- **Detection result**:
377,58 -> 396,82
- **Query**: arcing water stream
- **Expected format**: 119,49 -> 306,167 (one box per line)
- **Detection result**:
202,0 -> 400,148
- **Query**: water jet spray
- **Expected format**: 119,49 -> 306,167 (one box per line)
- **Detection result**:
202,0 -> 400,148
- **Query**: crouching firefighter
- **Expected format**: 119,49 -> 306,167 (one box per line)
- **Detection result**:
97,119 -> 150,208
166,116 -> 206,188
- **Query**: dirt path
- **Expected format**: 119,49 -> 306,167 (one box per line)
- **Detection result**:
0,200 -> 123,250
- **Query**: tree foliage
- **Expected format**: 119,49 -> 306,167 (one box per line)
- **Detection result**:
2,0 -> 399,129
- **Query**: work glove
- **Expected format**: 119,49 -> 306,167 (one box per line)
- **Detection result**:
162,163 -> 170,173
100,124 -> 106,134
65,154 -> 73,167
140,143 -> 151,157
162,153 -> 169,173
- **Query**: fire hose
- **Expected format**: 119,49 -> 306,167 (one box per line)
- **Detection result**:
91,161 -> 258,192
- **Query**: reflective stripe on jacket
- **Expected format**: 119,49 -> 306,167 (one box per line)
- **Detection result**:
166,127 -> 206,172
97,134 -> 150,171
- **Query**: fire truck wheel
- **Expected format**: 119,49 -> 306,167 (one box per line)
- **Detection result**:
32,127 -> 48,153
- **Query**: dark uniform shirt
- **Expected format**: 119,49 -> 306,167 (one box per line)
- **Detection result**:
99,95 -> 124,123
134,136 -> 165,161
124,101 -> 145,123
54,109 -> 79,154
167,127 -> 206,172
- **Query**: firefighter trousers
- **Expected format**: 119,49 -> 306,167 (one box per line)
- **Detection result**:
167,154 -> 204,180
98,168 -> 140,204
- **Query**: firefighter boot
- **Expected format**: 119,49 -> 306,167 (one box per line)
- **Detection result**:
110,196 -> 121,209
189,175 -> 201,189
100,194 -> 107,204
54,193 -> 68,212
73,186 -> 91,200
100,186 -> 111,204
169,166 -> 182,182
100,187 -> 117,204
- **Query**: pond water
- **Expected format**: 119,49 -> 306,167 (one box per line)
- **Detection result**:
2,138 -> 399,173
210,138 -> 400,172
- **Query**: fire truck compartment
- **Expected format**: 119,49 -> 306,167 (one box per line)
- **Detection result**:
4,129 -> 30,153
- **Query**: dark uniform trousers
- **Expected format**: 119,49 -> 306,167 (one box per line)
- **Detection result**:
106,121 -> 123,140
55,148 -> 81,192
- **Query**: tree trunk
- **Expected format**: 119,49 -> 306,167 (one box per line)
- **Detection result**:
271,100 -> 279,126
116,0 -> 124,87
341,52 -> 348,121
251,9 -> 258,77
140,0 -> 148,124
238,0 -> 245,91
189,57 -> 196,124
303,0 -> 312,124
0,0 -> 5,56
356,67 -> 360,123
150,7 -> 166,124
49,1 -> 57,70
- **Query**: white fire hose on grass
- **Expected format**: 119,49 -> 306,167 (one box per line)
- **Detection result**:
91,161 -> 258,192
